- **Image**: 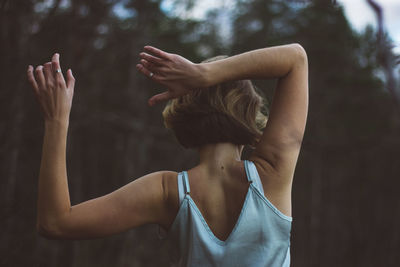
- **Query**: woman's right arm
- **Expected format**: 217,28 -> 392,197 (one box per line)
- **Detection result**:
137,44 -> 308,216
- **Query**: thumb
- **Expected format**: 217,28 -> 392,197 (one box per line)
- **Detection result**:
148,91 -> 172,106
66,69 -> 75,89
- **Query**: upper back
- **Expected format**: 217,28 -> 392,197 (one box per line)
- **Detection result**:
160,160 -> 292,267
162,158 -> 292,234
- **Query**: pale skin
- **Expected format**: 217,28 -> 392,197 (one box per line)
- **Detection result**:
27,44 -> 308,241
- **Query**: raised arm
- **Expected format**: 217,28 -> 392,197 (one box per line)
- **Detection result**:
203,44 -> 309,184
138,44 -> 308,216
27,54 -> 177,239
212,45 -> 308,218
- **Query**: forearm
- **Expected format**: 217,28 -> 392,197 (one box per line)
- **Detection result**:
202,43 -> 305,85
37,121 -> 71,232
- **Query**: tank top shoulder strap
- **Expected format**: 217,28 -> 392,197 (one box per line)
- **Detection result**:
244,160 -> 265,195
177,171 -> 191,204
158,171 -> 191,240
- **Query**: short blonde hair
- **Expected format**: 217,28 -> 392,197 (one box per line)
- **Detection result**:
162,56 -> 268,149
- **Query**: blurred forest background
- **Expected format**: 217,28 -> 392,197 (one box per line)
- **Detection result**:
1,0 -> 399,266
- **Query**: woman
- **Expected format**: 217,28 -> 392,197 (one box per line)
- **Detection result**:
27,43 -> 308,266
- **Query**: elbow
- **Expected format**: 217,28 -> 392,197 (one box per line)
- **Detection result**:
290,43 -> 308,64
36,221 -> 64,240
36,223 -> 54,239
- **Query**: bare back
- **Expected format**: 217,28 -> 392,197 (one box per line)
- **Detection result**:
163,159 -> 286,242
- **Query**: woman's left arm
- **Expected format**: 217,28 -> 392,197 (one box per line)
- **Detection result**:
27,53 -> 75,238
27,54 -> 174,239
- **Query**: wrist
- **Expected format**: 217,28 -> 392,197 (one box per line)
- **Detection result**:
197,63 -> 214,88
44,120 -> 69,131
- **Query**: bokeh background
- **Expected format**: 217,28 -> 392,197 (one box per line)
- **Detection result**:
1,0 -> 399,266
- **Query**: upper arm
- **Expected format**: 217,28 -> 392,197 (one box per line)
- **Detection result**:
250,44 -> 308,183
40,171 -> 177,240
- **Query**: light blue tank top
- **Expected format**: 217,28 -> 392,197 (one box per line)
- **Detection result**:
159,160 -> 292,267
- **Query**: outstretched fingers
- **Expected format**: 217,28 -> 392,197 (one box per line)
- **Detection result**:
27,65 -> 39,95
66,69 -> 75,90
140,58 -> 159,73
51,53 -> 66,87
148,91 -> 173,106
143,46 -> 171,60
35,65 -> 46,89
43,62 -> 55,86
140,52 -> 165,66
136,63 -> 162,81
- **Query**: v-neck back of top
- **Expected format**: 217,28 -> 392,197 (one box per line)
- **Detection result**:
159,160 -> 292,267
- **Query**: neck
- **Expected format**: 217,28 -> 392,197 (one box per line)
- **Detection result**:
196,143 -> 244,175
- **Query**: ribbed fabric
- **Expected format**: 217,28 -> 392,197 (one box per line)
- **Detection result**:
159,160 -> 292,267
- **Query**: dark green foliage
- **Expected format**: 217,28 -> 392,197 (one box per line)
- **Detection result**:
1,0 -> 399,266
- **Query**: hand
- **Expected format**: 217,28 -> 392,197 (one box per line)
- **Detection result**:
136,46 -> 206,106
27,53 -> 75,123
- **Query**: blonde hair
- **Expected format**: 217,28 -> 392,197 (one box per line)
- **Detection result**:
162,56 -> 268,149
